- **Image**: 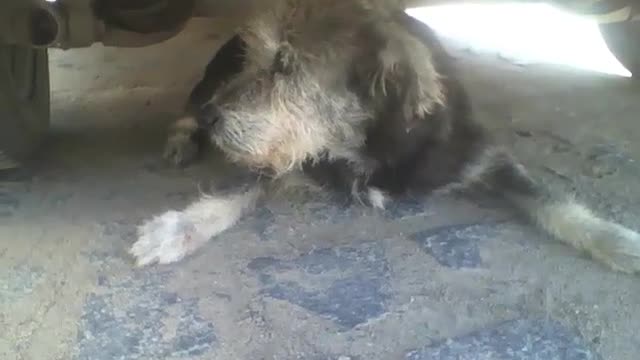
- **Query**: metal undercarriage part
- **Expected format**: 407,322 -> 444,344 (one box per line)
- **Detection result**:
0,0 -> 266,49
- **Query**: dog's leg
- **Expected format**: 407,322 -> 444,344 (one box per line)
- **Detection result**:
451,147 -> 640,273
303,159 -> 389,209
130,184 -> 261,266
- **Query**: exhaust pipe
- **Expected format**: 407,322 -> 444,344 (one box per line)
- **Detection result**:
0,1 -> 64,48
28,4 -> 64,47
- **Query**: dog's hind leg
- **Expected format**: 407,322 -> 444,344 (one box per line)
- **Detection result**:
450,147 -> 640,274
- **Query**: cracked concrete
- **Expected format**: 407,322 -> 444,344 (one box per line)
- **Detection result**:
1,18 -> 640,360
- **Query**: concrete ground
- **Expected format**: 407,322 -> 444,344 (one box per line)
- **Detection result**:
2,18 -> 640,360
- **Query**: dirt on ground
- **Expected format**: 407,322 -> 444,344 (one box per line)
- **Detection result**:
1,18 -> 640,360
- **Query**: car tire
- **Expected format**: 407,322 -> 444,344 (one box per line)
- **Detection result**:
599,21 -> 640,77
0,45 -> 50,170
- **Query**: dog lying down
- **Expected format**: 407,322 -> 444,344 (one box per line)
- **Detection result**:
130,0 -> 640,273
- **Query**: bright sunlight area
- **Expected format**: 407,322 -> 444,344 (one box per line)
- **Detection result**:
407,2 -> 632,77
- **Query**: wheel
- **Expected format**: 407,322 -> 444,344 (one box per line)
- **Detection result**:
0,44 -> 50,170
599,20 -> 640,77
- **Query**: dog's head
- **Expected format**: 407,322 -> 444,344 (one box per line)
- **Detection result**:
206,0 -> 445,175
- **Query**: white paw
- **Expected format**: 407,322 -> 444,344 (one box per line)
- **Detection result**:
130,211 -> 206,266
367,187 -> 388,210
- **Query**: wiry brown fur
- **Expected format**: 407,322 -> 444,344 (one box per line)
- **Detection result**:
132,0 -> 640,275
202,0 -> 444,175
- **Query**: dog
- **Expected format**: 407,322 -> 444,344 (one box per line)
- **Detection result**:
130,0 -> 640,274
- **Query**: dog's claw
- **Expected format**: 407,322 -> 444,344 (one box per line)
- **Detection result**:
163,133 -> 199,167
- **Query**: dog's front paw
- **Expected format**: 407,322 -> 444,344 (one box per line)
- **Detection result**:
163,116 -> 201,167
163,132 -> 199,167
130,211 -> 206,266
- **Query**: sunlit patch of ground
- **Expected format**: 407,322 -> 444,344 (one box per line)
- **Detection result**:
407,3 -> 631,77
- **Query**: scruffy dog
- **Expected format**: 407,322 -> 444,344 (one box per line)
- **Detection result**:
131,0 -> 640,273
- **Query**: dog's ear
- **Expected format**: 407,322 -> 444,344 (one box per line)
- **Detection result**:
352,19 -> 445,131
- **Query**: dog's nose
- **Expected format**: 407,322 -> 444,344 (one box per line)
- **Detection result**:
196,103 -> 222,128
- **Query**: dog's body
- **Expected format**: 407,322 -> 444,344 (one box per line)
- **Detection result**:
132,0 -> 640,274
